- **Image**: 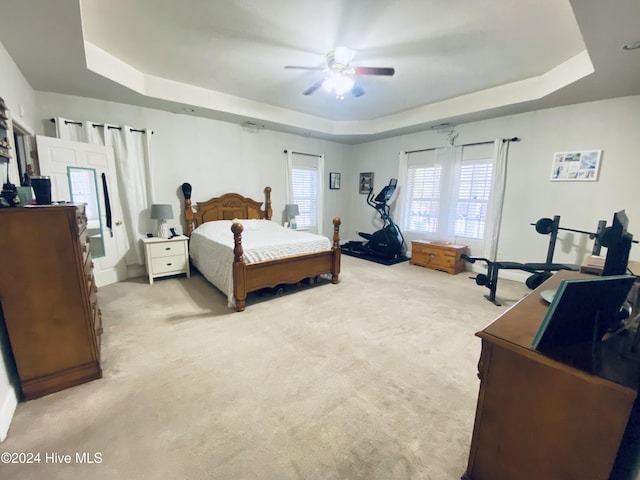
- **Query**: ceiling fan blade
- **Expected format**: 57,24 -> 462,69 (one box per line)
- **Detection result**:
351,84 -> 365,97
303,79 -> 325,96
353,66 -> 395,76
285,65 -> 326,71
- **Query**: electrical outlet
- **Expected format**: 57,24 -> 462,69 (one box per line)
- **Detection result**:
497,251 -> 504,260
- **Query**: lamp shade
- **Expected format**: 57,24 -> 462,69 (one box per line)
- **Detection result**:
285,204 -> 299,217
150,204 -> 174,220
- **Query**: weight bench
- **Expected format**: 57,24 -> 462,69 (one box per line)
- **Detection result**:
462,215 -> 607,306
461,254 -> 578,306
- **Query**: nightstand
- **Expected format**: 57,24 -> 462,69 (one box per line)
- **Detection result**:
142,235 -> 190,284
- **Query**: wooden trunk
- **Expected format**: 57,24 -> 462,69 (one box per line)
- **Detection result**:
410,240 -> 468,274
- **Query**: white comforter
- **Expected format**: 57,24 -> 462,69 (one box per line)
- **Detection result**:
190,219 -> 332,307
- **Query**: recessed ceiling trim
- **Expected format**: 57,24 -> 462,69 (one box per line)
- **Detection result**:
84,41 -> 593,139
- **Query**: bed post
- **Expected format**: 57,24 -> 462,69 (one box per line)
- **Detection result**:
231,222 -> 247,312
264,186 -> 272,220
331,217 -> 341,284
181,182 -> 195,236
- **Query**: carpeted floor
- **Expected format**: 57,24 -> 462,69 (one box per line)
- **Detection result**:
0,256 -> 531,480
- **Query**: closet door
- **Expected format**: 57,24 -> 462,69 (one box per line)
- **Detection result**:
36,135 -> 127,286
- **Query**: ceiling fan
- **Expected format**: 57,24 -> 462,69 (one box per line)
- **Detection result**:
284,46 -> 395,98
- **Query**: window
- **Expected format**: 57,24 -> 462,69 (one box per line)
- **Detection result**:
402,145 -> 494,240
404,164 -> 442,234
291,166 -> 317,229
287,151 -> 324,233
452,161 -> 493,238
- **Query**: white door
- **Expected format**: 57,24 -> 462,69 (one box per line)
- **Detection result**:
36,135 -> 128,287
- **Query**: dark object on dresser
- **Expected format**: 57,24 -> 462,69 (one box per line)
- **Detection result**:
0,205 -> 102,400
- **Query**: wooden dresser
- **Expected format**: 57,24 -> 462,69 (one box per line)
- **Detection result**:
0,205 -> 102,400
410,240 -> 468,274
462,271 -> 639,480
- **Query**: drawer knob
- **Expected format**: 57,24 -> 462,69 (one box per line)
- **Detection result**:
165,247 -> 171,251
429,253 -> 436,258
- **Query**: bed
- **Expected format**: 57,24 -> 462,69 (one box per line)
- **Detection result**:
181,183 -> 341,311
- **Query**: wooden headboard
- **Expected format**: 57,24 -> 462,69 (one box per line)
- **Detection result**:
181,183 -> 273,236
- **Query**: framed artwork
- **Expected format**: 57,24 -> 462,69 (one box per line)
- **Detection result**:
329,172 -> 341,190
359,172 -> 374,194
550,150 -> 602,181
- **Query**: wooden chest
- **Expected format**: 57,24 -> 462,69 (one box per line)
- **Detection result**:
410,240 -> 468,275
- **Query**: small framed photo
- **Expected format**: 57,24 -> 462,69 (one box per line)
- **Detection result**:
550,150 -> 602,181
359,172 -> 374,194
329,172 -> 341,190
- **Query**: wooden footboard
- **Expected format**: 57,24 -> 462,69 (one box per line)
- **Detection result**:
182,183 -> 341,311
231,218 -> 341,311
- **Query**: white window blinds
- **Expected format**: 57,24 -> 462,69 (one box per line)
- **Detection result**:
291,166 -> 317,229
402,144 -> 495,241
452,161 -> 493,238
403,163 -> 442,234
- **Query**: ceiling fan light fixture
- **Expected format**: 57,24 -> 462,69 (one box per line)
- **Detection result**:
286,47 -> 393,98
332,46 -> 356,66
323,72 -> 354,97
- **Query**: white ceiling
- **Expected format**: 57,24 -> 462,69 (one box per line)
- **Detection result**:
1,0 -> 639,143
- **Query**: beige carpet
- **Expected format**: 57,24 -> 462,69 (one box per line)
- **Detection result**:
1,255 -> 530,480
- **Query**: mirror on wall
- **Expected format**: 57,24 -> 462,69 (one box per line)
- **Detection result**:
67,166 -> 105,258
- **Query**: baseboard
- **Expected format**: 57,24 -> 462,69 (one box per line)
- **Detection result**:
0,385 -> 17,442
127,264 -> 146,279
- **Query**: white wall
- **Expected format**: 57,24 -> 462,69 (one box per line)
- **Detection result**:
34,92 -> 640,282
35,92 -> 351,238
348,96 -> 640,282
0,41 -> 38,442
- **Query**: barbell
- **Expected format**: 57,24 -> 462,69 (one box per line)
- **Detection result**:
532,217 -> 638,246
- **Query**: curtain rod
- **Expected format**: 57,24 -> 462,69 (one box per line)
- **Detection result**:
50,118 -> 153,134
283,149 -> 322,158
404,137 -> 520,155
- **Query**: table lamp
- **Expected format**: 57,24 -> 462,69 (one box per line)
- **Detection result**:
150,203 -> 174,238
285,203 -> 299,229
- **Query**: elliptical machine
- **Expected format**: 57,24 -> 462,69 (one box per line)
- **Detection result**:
344,178 -> 405,260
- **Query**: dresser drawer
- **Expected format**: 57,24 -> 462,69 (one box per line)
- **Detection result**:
151,254 -> 187,274
148,242 -> 185,258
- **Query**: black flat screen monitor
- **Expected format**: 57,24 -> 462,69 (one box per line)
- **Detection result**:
602,210 -> 633,276
532,274 -> 635,373
374,178 -> 397,203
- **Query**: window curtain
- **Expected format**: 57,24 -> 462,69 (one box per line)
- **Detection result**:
484,138 -> 509,261
285,150 -> 294,205
54,117 -> 153,265
441,145 -> 463,243
401,145 -> 462,242
396,150 -> 409,229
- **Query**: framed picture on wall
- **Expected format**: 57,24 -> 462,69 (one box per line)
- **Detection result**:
359,172 -> 374,194
329,172 -> 341,190
550,150 -> 602,181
